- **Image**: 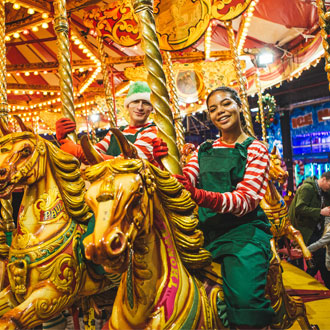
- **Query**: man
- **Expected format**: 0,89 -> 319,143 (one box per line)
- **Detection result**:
56,81 -> 168,168
289,171 -> 330,288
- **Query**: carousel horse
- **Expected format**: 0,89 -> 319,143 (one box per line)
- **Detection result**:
81,130 -> 316,330
260,146 -> 312,264
0,117 -> 119,330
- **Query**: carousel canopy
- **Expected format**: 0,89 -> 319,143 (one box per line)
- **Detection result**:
3,0 -> 326,133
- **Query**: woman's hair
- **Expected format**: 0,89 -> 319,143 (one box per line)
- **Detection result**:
206,86 -> 242,108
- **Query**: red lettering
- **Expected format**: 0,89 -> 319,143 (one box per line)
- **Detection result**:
291,113 -> 313,129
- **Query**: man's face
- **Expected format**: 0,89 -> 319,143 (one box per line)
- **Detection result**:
127,100 -> 153,126
319,177 -> 330,192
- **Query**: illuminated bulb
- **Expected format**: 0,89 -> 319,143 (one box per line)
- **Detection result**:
78,44 -> 84,49
43,71 -> 48,74
42,13 -> 49,19
42,22 -> 49,29
13,3 -> 20,10
13,32 -> 20,39
74,39 -> 80,45
16,72 -> 20,76
32,26 -> 39,32
34,71 -> 38,75
23,30 -> 29,35
24,72 -> 30,76
5,35 -> 10,41
83,48 -> 89,54
6,73 -> 10,77
27,8 -> 35,15
29,91 -> 33,95
79,68 -> 84,72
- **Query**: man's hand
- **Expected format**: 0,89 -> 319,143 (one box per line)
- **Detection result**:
320,206 -> 330,217
153,138 -> 168,159
56,118 -> 76,142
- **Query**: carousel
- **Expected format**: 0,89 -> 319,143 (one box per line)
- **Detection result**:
0,0 -> 328,329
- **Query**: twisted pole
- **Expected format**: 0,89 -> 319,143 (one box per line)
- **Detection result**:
316,0 -> 330,91
97,35 -> 116,127
225,20 -> 254,136
163,51 -> 185,154
0,0 -> 12,263
131,0 -> 182,175
53,0 -> 77,142
255,70 -> 267,142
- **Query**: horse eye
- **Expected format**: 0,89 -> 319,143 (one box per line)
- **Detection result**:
138,186 -> 144,195
20,147 -> 32,158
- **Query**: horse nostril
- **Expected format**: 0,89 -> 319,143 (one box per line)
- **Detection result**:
110,234 -> 122,252
0,168 -> 7,177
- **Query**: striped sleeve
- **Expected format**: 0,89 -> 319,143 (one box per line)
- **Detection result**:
94,130 -> 113,154
220,140 -> 270,216
183,148 -> 200,186
132,125 -> 158,165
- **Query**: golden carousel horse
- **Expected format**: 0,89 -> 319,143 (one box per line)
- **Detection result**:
260,146 -> 312,264
81,131 -> 316,330
0,117 -> 118,330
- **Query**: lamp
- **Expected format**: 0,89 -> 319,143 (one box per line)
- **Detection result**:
256,48 -> 274,68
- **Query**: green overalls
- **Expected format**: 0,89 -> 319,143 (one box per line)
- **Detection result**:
198,137 -> 275,327
105,123 -> 156,156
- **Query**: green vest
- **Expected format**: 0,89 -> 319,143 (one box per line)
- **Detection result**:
106,123 -> 156,156
197,137 -> 271,248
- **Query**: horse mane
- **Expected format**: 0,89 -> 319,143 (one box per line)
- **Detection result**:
84,158 -> 212,270
45,140 -> 92,223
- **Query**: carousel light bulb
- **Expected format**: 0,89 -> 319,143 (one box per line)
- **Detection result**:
32,26 -> 39,32
13,32 -> 20,39
13,3 -> 20,10
27,8 -> 35,15
74,39 -> 80,45
42,13 -> 49,19
24,72 -> 30,76
5,35 -> 10,41
34,71 -> 38,75
29,91 -> 33,95
42,22 -> 49,29
22,30 -> 29,35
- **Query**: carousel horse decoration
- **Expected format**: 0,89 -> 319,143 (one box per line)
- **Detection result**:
260,146 -> 312,264
0,116 -> 118,330
81,130 -> 316,330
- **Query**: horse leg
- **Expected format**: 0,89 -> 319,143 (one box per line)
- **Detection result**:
0,286 -> 18,317
0,284 -> 74,330
286,225 -> 313,263
270,238 -> 281,264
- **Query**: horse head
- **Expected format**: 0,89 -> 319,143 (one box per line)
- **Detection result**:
81,132 -> 154,273
0,116 -> 46,199
269,146 -> 288,185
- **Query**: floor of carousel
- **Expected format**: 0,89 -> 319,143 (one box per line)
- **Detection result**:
281,260 -> 330,329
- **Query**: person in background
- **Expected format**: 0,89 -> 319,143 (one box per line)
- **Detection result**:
55,81 -> 168,168
176,86 -> 274,329
289,171 -> 330,288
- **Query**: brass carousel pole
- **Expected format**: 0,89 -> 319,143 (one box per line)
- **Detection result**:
97,35 -> 116,127
163,51 -> 185,154
316,0 -> 330,90
224,20 -> 255,136
255,69 -> 267,142
131,0 -> 182,175
0,0 -> 14,263
53,0 -> 77,142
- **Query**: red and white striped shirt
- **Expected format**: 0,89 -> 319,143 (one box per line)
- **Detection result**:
183,138 -> 270,217
94,123 -> 159,166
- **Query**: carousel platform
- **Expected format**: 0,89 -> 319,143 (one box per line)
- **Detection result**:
281,260 -> 330,329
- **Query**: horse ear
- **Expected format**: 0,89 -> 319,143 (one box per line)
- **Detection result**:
13,115 -> 34,133
271,145 -> 277,155
0,117 -> 12,136
108,128 -> 138,159
80,135 -> 104,165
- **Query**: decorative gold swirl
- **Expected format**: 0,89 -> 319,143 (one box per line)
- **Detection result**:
131,0 -> 182,175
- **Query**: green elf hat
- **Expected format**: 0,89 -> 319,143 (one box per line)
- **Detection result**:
124,81 -> 151,108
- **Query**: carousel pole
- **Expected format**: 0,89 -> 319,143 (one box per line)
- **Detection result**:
0,0 -> 14,262
163,51 -> 185,154
97,35 -> 116,127
316,0 -> 330,90
53,0 -> 77,142
255,69 -> 267,142
224,20 -> 255,136
131,0 -> 182,175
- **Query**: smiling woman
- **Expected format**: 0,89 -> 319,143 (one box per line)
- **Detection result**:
175,86 -> 275,329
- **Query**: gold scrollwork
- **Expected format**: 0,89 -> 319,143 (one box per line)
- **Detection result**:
8,259 -> 28,296
212,0 -> 253,21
